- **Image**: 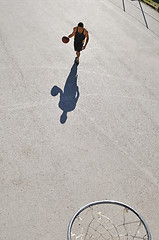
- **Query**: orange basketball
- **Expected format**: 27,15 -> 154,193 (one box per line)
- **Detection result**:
62,36 -> 69,44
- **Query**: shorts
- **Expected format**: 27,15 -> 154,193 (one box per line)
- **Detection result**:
74,42 -> 83,52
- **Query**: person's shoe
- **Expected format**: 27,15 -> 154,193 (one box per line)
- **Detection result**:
75,57 -> 79,65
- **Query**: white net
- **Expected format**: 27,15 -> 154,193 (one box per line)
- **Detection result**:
70,204 -> 149,240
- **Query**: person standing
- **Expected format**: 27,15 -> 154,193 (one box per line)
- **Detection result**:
68,22 -> 89,64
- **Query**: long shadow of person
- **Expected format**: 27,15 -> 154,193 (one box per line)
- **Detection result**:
51,63 -> 80,124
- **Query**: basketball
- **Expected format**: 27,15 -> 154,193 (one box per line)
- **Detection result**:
51,86 -> 59,96
62,36 -> 69,44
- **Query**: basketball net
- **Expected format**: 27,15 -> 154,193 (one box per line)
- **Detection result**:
70,205 -> 148,240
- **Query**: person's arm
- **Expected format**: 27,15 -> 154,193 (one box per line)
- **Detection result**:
68,27 -> 76,39
82,31 -> 89,50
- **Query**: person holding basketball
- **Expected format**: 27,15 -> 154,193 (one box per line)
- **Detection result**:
68,22 -> 89,64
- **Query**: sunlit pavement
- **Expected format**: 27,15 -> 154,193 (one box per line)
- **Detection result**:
0,0 -> 159,239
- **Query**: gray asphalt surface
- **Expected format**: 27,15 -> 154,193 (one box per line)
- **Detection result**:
0,0 -> 159,239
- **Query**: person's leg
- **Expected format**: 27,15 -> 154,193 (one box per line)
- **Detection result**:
74,44 -> 82,64
76,51 -> 80,59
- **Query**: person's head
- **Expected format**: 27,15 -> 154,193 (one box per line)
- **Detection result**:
60,111 -> 67,124
78,22 -> 84,29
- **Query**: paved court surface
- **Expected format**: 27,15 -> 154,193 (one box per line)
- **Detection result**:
0,0 -> 159,239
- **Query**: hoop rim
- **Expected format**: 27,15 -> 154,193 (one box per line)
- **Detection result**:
67,200 -> 151,240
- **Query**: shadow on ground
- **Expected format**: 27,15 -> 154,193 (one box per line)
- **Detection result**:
51,62 -> 80,124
